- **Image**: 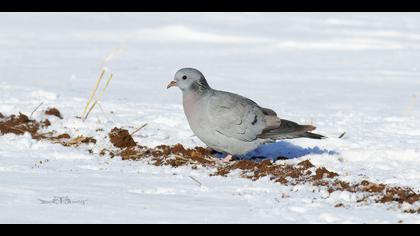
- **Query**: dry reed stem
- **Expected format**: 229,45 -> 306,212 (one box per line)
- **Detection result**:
83,73 -> 113,121
130,123 -> 148,136
82,69 -> 106,118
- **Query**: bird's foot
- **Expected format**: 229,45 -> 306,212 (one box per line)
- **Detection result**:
205,147 -> 217,155
222,154 -> 234,162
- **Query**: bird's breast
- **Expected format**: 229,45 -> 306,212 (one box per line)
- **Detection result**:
182,94 -> 204,129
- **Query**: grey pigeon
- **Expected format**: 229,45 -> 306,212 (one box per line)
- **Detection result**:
167,68 -> 325,161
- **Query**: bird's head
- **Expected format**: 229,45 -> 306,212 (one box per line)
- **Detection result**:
167,68 -> 211,93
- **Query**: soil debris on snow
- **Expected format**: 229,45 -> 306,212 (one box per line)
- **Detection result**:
1,110 -> 419,214
56,133 -> 71,139
0,112 -> 95,148
117,144 -> 215,168
313,178 -> 420,206
42,119 -> 51,127
0,113 -> 40,136
45,107 -> 63,119
63,136 -> 97,146
313,167 -> 339,180
379,186 -> 420,204
404,208 -> 420,214
109,127 -> 136,148
212,159 -> 326,185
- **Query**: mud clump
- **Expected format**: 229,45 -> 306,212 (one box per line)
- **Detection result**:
297,160 -> 315,169
81,137 -> 97,144
359,180 -> 386,193
45,108 -> 63,119
313,167 -> 339,180
42,119 -> 51,127
109,127 -> 137,149
379,187 -> 420,204
0,113 -> 40,136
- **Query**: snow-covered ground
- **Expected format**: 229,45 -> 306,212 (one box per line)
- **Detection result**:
1,12 -> 420,223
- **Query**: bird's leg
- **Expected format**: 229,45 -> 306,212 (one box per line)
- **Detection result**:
206,147 -> 221,160
206,147 -> 217,154
222,154 -> 234,162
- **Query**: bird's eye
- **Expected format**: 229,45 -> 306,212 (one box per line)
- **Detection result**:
182,75 -> 187,80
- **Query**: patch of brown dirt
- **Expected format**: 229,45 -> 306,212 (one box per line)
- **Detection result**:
119,144 -> 215,169
81,137 -> 97,144
0,112 -> 96,149
379,187 -> 420,204
45,108 -> 63,119
211,159 -> 317,184
109,127 -> 136,149
313,167 -> 339,180
42,119 -> 51,127
316,178 -> 420,207
359,180 -> 386,193
298,160 -> 315,169
0,113 -> 40,136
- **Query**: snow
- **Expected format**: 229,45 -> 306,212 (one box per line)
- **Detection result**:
1,12 -> 420,223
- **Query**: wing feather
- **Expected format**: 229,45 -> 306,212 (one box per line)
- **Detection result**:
206,91 -> 266,142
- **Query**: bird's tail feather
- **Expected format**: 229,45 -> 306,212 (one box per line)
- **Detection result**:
299,132 -> 326,139
258,119 -> 326,140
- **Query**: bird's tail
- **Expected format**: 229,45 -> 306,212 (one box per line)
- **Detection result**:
258,119 -> 326,140
299,131 -> 326,139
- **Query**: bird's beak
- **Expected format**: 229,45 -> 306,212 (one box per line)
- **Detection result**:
167,80 -> 177,89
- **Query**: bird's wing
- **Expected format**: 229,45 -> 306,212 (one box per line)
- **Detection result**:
205,91 -> 266,142
260,107 -> 277,116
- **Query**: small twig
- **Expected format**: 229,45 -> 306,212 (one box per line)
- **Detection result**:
130,123 -> 148,136
338,132 -> 346,139
30,102 -> 44,119
189,176 -> 202,187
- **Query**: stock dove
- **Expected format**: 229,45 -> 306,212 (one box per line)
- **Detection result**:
167,68 -> 325,161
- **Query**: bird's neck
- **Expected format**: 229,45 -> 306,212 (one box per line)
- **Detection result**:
189,77 -> 211,95
184,84 -> 211,97
182,90 -> 203,105
182,86 -> 211,108
182,79 -> 212,113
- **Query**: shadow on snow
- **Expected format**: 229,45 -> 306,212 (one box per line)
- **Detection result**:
214,141 -> 338,161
